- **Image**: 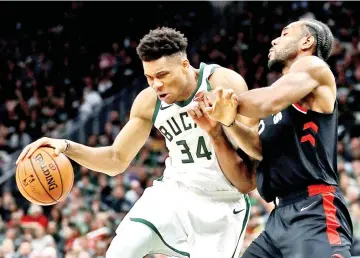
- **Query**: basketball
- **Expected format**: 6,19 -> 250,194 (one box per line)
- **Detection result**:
15,147 -> 74,206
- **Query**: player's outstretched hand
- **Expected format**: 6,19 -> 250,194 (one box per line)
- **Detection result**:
202,87 -> 238,127
187,98 -> 220,134
16,137 -> 69,164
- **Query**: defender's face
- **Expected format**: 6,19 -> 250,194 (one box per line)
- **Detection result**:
143,56 -> 187,104
268,22 -> 303,71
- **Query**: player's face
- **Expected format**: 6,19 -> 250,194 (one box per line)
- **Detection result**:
143,56 -> 188,104
268,22 -> 303,72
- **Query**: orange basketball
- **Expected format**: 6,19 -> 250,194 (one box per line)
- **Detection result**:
15,147 -> 74,206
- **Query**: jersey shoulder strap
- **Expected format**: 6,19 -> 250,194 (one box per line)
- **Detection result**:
198,62 -> 221,92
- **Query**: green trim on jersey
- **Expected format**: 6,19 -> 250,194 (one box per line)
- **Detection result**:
231,194 -> 251,258
206,65 -> 220,91
175,62 -> 206,107
155,176 -> 163,182
152,98 -> 161,124
130,217 -> 190,257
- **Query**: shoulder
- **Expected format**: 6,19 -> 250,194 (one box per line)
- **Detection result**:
290,55 -> 325,70
207,66 -> 248,95
130,87 -> 158,121
291,56 -> 336,113
290,56 -> 335,86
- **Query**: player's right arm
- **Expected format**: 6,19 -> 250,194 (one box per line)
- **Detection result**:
16,88 -> 157,177
187,101 -> 256,193
201,89 -> 263,160
201,67 -> 263,160
224,117 -> 262,161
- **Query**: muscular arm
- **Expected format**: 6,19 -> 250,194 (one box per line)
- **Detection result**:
236,56 -> 337,118
208,67 -> 262,160
224,118 -> 262,161
206,67 -> 259,191
64,88 -> 157,176
208,128 -> 256,193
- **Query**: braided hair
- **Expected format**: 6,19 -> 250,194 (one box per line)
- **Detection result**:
301,19 -> 334,61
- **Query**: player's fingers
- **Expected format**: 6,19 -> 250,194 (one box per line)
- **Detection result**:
204,90 -> 216,102
25,138 -> 48,159
204,106 -> 215,115
214,87 -> 223,99
223,89 -> 233,100
194,91 -> 205,102
26,144 -> 40,159
231,94 -> 238,105
187,109 -> 197,119
193,104 -> 203,117
198,101 -> 207,113
54,147 -> 61,156
204,94 -> 213,108
16,145 -> 31,164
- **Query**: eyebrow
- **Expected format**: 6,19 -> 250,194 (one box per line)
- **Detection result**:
281,27 -> 289,33
145,70 -> 169,77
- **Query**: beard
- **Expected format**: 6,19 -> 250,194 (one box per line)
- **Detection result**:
268,41 -> 298,73
268,58 -> 286,73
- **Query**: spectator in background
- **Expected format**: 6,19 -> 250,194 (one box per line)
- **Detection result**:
0,1 -> 360,257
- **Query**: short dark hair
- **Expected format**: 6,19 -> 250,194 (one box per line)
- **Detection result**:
136,27 -> 188,62
301,19 -> 334,61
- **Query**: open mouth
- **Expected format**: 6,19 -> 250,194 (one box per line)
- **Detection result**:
159,94 -> 168,100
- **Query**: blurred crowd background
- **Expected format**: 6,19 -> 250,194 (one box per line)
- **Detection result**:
0,1 -> 359,258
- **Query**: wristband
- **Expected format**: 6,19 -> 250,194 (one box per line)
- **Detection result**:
221,120 -> 235,128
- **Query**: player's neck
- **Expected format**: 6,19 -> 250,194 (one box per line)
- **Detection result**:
282,66 -> 291,75
282,53 -> 312,75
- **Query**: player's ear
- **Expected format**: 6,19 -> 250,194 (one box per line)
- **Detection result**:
182,59 -> 189,74
300,35 -> 315,52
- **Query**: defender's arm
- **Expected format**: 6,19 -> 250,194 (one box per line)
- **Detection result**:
236,56 -> 336,118
208,67 -> 262,160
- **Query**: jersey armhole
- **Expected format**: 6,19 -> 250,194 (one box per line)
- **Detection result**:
292,103 -> 308,114
152,98 -> 161,124
293,101 -> 338,116
206,65 -> 221,91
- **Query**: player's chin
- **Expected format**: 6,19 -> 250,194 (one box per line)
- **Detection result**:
267,59 -> 273,69
163,98 -> 175,105
159,93 -> 173,104
268,55 -> 276,63
267,59 -> 284,72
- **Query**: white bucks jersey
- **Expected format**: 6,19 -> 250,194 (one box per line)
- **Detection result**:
153,63 -> 239,193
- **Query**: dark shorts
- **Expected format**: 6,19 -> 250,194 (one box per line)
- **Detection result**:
242,185 -> 353,258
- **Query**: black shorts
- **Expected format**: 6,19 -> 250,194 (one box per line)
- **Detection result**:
242,185 -> 353,258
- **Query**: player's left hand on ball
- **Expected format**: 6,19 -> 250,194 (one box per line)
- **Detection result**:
187,100 -> 220,134
203,87 -> 238,127
16,137 -> 68,165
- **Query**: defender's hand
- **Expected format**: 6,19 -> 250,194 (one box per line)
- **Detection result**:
16,137 -> 69,164
202,87 -> 238,127
187,100 -> 220,134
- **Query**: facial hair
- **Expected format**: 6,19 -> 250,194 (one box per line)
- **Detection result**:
268,57 -> 286,73
268,41 -> 299,73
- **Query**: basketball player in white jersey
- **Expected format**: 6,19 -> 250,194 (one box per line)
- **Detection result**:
17,27 -> 256,258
